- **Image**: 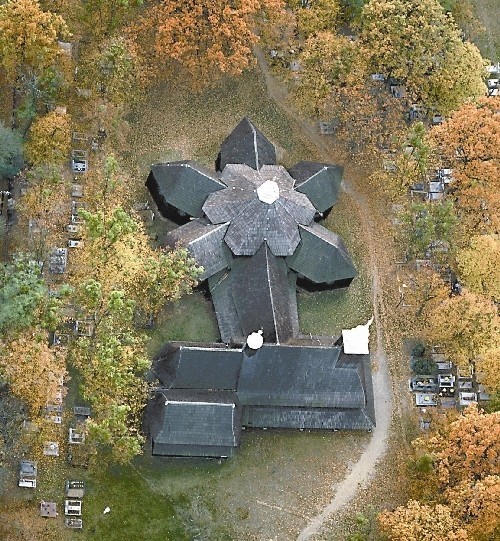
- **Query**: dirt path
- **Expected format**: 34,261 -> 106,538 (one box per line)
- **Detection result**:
254,47 -> 395,540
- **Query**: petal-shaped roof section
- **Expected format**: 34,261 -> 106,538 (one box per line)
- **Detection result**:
203,164 -> 316,257
218,117 -> 277,171
146,161 -> 225,218
288,161 -> 343,213
287,223 -> 357,285
164,219 -> 230,280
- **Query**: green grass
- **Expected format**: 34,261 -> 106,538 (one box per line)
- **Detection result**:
297,190 -> 373,336
80,465 -> 190,541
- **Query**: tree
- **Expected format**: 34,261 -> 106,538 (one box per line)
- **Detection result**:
69,283 -> 148,463
430,98 -> 500,236
17,166 -> 70,261
447,475 -> 500,540
420,289 -> 500,369
0,0 -> 70,124
399,200 -> 457,262
0,329 -> 67,416
289,0 -> 341,38
378,500 -> 468,541
69,156 -> 201,319
0,257 -> 47,335
360,0 -> 486,113
0,0 -> 69,81
0,122 -> 23,178
24,110 -> 71,167
132,0 -> 284,85
456,235 -> 500,302
475,348 -> 500,394
423,404 -> 500,488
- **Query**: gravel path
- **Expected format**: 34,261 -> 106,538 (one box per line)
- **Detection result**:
254,47 -> 395,541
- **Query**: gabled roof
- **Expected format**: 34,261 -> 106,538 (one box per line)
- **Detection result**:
154,345 -> 243,390
164,219 -> 231,280
208,270 -> 244,344
230,244 -> 296,344
149,390 -> 241,452
287,223 -> 357,285
288,162 -> 343,214
218,117 -> 277,171
242,406 -> 373,430
237,344 -> 366,409
146,160 -> 225,218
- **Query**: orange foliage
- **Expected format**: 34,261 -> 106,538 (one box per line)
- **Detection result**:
130,0 -> 284,86
430,97 -> 500,236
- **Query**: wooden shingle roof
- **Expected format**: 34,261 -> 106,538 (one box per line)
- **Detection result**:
289,161 -> 343,214
218,117 -> 276,171
287,223 -> 357,285
147,161 -> 225,218
164,219 -> 231,280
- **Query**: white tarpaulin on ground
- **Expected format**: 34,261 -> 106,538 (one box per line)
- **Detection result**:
342,317 -> 374,354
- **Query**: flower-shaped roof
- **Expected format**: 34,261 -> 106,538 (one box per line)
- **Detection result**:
203,164 -> 316,257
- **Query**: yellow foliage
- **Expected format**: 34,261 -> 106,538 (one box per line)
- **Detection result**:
0,330 -> 67,417
0,0 -> 69,81
25,111 -> 72,166
378,500 -> 468,541
475,348 -> 500,393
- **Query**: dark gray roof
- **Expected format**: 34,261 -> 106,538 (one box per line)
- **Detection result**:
230,244 -> 295,344
208,270 -> 244,344
203,164 -> 315,257
208,246 -> 298,345
149,390 -> 241,452
241,407 -> 373,430
154,345 -> 243,390
164,219 -> 231,280
146,161 -> 225,218
237,344 -> 366,409
287,223 -> 357,285
218,117 -> 276,171
289,162 -> 343,213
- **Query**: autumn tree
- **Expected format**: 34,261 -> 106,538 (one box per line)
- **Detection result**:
132,0 -> 284,85
419,289 -> 500,369
430,98 -> 500,236
378,500 -> 468,541
0,0 -> 70,125
17,166 -> 70,261
68,283 -> 148,463
475,348 -> 500,394
456,235 -> 500,302
423,404 -> 500,487
399,200 -> 457,263
24,110 -> 71,166
360,0 -> 486,113
289,0 -> 341,38
0,329 -> 67,416
69,156 -> 201,318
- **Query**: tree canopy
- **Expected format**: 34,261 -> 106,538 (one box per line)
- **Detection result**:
132,0 -> 284,85
360,0 -> 486,113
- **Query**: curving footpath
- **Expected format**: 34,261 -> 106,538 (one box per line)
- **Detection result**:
253,46 -> 394,541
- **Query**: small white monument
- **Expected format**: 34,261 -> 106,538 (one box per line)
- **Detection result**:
246,330 -> 264,350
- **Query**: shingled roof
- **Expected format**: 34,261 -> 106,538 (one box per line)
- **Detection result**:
149,390 -> 241,458
237,345 -> 366,409
289,161 -> 343,214
217,117 -> 277,171
203,164 -> 316,257
147,161 -> 225,218
153,345 -> 243,390
287,223 -> 357,285
164,219 -> 231,280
